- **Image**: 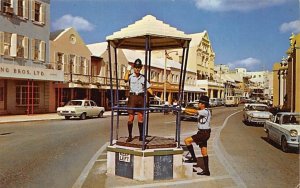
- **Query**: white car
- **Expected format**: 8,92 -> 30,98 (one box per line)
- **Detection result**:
264,112 -> 300,152
57,100 -> 105,120
243,103 -> 272,125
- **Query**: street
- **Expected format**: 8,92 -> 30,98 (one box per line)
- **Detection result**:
0,106 -> 299,188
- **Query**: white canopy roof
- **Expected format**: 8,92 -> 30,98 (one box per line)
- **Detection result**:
87,42 -> 107,57
106,15 -> 191,50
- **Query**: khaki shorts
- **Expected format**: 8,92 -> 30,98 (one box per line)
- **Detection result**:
191,129 -> 211,147
127,95 -> 145,114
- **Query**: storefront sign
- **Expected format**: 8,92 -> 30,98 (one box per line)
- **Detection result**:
0,64 -> 64,81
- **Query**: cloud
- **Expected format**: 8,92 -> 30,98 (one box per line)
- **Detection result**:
227,57 -> 261,71
52,14 -> 95,31
279,20 -> 300,34
193,0 -> 287,12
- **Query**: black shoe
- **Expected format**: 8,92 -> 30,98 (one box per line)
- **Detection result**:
184,158 -> 197,163
197,171 -> 210,176
126,137 -> 133,142
193,168 -> 197,172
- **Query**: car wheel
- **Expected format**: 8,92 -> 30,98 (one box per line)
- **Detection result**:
98,111 -> 104,118
281,136 -> 288,152
180,117 -> 184,121
80,113 -> 86,120
65,116 -> 71,120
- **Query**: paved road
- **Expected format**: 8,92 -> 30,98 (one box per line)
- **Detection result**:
0,107 -> 299,187
220,111 -> 300,188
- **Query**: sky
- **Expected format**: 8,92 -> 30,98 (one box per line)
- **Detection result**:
50,0 -> 300,71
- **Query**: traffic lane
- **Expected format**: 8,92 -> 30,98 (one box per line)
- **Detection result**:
0,117 -> 112,188
220,111 -> 299,188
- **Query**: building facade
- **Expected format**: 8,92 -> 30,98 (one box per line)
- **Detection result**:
50,27 -> 92,112
0,0 -> 63,115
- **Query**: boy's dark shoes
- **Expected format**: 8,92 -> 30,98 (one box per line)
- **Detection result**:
184,158 -> 197,163
193,168 -> 197,172
197,171 -> 210,176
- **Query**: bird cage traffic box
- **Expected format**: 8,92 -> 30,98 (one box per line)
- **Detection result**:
106,15 -> 192,181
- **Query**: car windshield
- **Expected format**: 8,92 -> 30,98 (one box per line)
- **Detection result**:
248,105 -> 268,111
66,101 -> 83,106
282,114 -> 300,125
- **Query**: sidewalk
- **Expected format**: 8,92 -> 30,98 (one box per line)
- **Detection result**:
0,111 -> 114,124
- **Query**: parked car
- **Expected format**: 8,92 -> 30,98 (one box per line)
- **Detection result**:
209,98 -> 218,107
243,103 -> 272,125
225,96 -> 239,107
57,100 -> 105,120
264,112 -> 300,152
116,98 -> 128,115
180,102 -> 199,121
149,97 -> 166,112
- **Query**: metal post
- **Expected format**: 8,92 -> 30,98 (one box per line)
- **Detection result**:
108,41 -> 114,145
146,39 -> 152,137
178,43 -> 190,147
114,47 -> 120,140
164,50 -> 167,103
142,36 -> 150,150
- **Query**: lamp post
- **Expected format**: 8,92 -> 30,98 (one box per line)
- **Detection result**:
164,50 -> 178,103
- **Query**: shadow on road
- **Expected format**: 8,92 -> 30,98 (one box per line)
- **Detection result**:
261,136 -> 300,154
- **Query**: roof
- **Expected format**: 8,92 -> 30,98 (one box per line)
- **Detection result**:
188,32 -> 206,47
106,15 -> 191,50
87,42 -> 108,57
50,29 -> 66,41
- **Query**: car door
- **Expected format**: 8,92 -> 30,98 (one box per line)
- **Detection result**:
83,101 -> 92,116
90,101 -> 99,116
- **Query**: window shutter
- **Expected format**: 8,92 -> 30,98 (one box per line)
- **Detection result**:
23,37 -> 28,59
0,32 -> 4,55
31,0 -> 35,21
39,4 -> 45,24
10,33 -> 17,57
31,39 -> 35,60
9,0 -> 13,8
14,0 -> 18,15
0,0 -> 2,12
23,0 -> 29,19
76,56 -> 80,74
39,41 -> 45,61
63,54 -> 68,72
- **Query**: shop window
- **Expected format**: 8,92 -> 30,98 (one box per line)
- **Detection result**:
16,85 -> 40,106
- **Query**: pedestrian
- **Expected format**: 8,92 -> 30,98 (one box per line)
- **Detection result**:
184,95 -> 211,176
124,58 -> 155,142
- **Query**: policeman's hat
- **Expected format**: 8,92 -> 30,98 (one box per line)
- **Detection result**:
133,59 -> 143,68
198,95 -> 209,106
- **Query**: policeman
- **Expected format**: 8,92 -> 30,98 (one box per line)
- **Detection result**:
184,95 -> 211,176
124,58 -> 155,142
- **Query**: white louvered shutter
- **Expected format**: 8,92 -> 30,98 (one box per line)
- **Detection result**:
31,0 -> 35,21
63,54 -> 69,72
0,0 -> 2,12
39,41 -> 45,61
10,33 -> 17,57
39,3 -> 45,24
31,39 -> 35,60
0,32 -> 4,55
23,0 -> 29,19
23,37 -> 28,59
14,0 -> 18,15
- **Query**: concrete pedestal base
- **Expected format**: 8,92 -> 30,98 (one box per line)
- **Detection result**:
107,140 -> 193,181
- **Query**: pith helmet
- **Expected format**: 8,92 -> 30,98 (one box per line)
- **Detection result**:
133,59 -> 143,68
199,95 -> 209,106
